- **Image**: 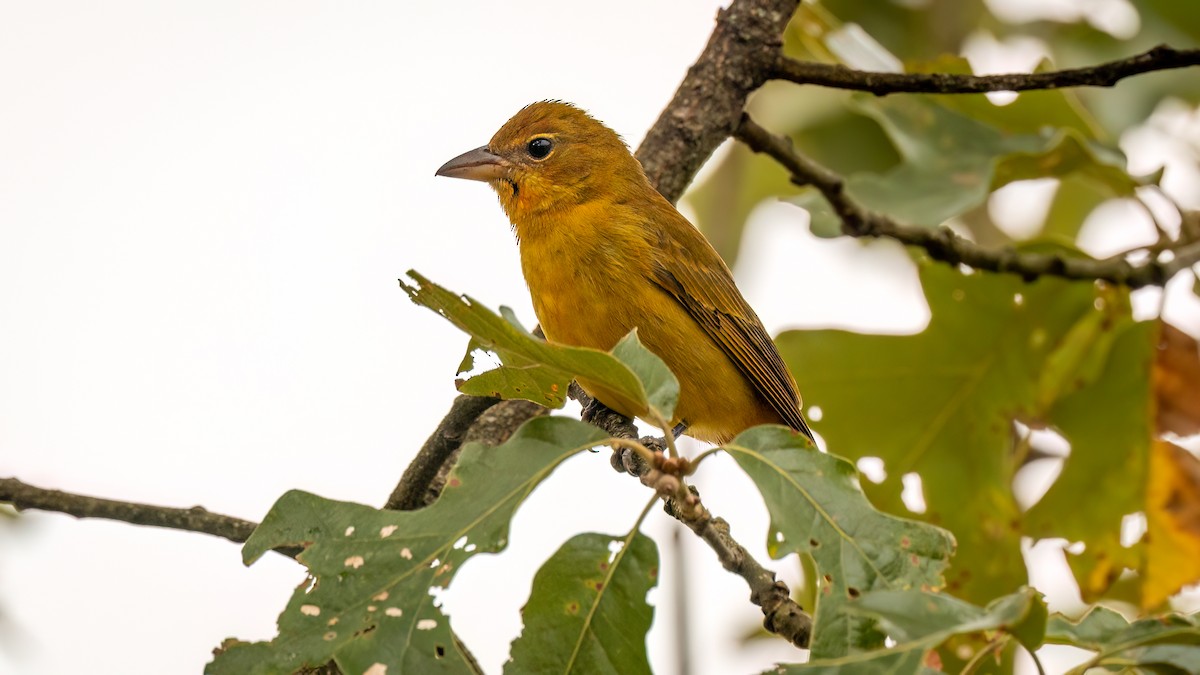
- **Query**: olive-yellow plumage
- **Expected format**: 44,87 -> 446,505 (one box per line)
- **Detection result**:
436,101 -> 813,444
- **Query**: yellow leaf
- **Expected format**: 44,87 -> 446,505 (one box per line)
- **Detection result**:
1143,440 -> 1200,609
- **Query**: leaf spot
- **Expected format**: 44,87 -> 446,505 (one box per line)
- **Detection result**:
435,645 -> 446,658
400,548 -> 413,559
344,526 -> 355,536
364,664 -> 387,675
385,607 -> 403,617
380,525 -> 398,538
327,617 -> 339,626
345,555 -> 365,569
323,631 -> 337,641
300,605 -> 321,616
847,587 -> 861,599
809,538 -> 820,548
566,602 -> 580,615
367,605 -> 377,612
373,591 -> 389,601
417,619 -> 438,631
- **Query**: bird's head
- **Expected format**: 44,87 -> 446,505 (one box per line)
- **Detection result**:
435,101 -> 646,234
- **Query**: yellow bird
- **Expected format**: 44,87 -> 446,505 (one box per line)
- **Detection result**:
436,101 -> 813,445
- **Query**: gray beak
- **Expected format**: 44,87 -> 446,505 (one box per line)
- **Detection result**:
435,146 -> 508,182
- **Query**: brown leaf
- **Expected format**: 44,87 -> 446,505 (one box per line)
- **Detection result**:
1154,322 -> 1200,437
1143,440 -> 1200,608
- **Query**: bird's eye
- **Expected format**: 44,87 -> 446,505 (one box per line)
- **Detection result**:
526,138 -> 553,160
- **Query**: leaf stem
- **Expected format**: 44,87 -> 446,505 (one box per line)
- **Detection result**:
960,635 -> 1009,675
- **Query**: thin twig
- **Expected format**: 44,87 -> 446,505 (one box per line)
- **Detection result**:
0,476 -> 300,558
734,114 -> 1200,288
772,45 -> 1200,95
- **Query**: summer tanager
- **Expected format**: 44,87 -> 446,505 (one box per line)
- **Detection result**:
436,101 -> 813,444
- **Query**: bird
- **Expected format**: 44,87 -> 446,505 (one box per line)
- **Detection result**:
435,101 -> 813,445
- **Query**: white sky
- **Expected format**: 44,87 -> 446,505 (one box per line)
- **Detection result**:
1,2 -> 1197,675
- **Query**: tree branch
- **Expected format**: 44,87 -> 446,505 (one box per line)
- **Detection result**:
734,114 -> 1200,288
0,476 -> 305,556
574,385 -> 813,649
772,44 -> 1200,95
636,0 -> 802,203
386,394 -> 500,510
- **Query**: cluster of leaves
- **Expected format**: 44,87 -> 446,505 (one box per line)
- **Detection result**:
209,274 -> 1199,673
687,0 -> 1200,658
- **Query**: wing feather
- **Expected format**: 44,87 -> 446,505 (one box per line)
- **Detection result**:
650,226 -> 814,442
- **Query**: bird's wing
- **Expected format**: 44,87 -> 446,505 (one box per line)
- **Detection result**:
649,221 -> 814,442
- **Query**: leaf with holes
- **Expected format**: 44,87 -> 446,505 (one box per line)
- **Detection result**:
506,532 -> 658,675
776,260 -> 1146,604
724,425 -> 956,657
207,416 -> 609,675
402,271 -> 678,423
770,587 -> 1046,672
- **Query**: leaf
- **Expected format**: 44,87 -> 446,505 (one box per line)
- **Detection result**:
1046,606 -> 1200,674
207,416 -> 609,675
1155,322 -> 1200,437
723,426 -> 956,658
776,260 -> 1142,603
1144,441 -> 1200,608
790,94 -> 1142,237
1025,321 -> 1157,603
401,271 -> 678,423
1041,174 -> 1113,242
769,587 -> 1045,673
505,532 -> 658,675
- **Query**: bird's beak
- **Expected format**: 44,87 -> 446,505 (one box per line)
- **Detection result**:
435,146 -> 508,182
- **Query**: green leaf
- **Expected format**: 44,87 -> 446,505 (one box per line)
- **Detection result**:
401,271 -> 679,423
208,416 -> 609,675
769,649 -> 931,674
770,587 -> 1045,673
1042,174 -> 1114,242
790,94 -> 1141,237
723,426 -> 956,658
610,332 -> 679,423
1046,607 -> 1200,674
1024,320 -> 1156,602
457,334 -> 570,409
505,532 -> 658,675
775,261 -> 1137,603
854,587 -> 1046,652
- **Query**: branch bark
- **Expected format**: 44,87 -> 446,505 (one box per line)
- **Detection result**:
772,44 -> 1200,95
0,476 -> 304,557
636,0 -> 802,203
735,114 -> 1200,288
386,394 -> 500,510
